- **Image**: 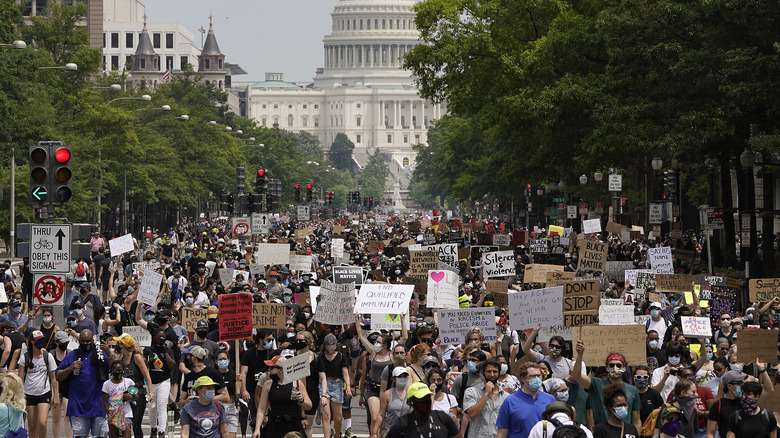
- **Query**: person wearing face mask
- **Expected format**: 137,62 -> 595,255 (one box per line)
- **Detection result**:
181,376 -> 230,438
495,362 -> 555,438
464,360 -> 508,438
63,308 -> 98,338
101,359 -> 137,437
36,307 -> 60,352
143,329 -> 176,438
18,330 -> 59,438
591,383 -> 639,438
55,329 -> 110,438
653,379 -> 699,438
705,370 -> 747,438
651,340 -> 708,401
265,271 -> 285,299
573,341 -> 642,431
189,319 -> 220,369
355,314 -> 393,433
239,330 -> 274,422
523,327 -> 576,377
376,368 -> 411,438
292,330 -> 319,437
180,346 -> 230,411
215,349 -> 240,438
167,267 -> 188,302
646,330 -> 667,370
633,365 -> 664,424
50,330 -> 73,438
252,355 -> 312,438
647,302 -> 672,349
541,377 -> 569,404
725,380 -> 776,438
386,381 -> 459,438
0,299 -> 30,332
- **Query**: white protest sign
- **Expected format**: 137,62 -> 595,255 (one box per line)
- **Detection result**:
538,324 -> 572,343
232,270 -> 249,282
331,239 -> 345,259
492,234 -> 511,246
438,308 -> 496,345
219,268 -> 234,287
481,250 -> 516,278
422,243 -> 458,268
427,270 -> 458,309
598,305 -> 635,325
138,270 -> 163,305
371,314 -> 408,331
290,255 -> 312,273
282,353 -> 311,384
314,281 -> 356,325
634,315 -> 651,325
681,316 -> 712,338
0,284 -> 7,303
354,284 -> 414,314
625,269 -> 655,288
647,247 -> 674,274
583,219 -> 601,235
249,263 -> 264,278
205,261 -> 217,275
309,286 -> 319,313
507,286 -> 564,330
530,240 -> 548,254
108,233 -> 134,256
123,326 -> 151,347
256,243 -> 291,266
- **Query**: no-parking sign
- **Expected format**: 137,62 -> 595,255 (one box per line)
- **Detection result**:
33,274 -> 67,306
231,216 -> 250,237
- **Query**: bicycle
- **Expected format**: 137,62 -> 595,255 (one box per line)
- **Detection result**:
33,239 -> 53,250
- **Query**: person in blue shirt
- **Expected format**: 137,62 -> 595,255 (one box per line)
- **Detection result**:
55,329 -> 110,438
0,299 -> 29,331
496,362 -> 555,438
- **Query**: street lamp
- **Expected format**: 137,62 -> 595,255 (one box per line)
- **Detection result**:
651,157 -> 664,171
594,170 -> 603,204
0,40 -> 26,49
135,104 -> 171,111
92,84 -> 122,91
579,174 -> 588,185
38,62 -> 78,71
107,94 -> 151,105
175,115 -> 190,121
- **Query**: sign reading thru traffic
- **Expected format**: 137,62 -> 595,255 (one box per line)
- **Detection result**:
29,224 -> 71,273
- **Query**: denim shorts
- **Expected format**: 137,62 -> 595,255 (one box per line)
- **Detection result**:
320,379 -> 344,404
70,416 -> 107,437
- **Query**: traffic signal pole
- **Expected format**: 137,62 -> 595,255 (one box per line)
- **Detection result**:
10,146 -> 14,257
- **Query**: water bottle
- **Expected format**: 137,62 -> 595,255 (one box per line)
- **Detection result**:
147,393 -> 156,411
73,358 -> 81,376
291,382 -> 298,401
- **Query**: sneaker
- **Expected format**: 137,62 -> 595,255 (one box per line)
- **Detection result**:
315,410 -> 322,426
157,431 -> 165,438
330,430 -> 335,438
151,428 -> 157,438
345,427 -> 354,438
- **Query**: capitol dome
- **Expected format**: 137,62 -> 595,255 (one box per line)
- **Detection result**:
314,0 -> 420,87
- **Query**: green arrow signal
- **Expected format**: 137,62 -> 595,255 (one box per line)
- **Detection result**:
32,186 -> 47,201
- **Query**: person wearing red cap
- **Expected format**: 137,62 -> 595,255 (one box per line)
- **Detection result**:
252,355 -> 312,438
18,329 -> 59,438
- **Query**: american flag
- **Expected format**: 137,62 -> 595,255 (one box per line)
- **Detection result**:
162,68 -> 171,82
198,26 -> 206,34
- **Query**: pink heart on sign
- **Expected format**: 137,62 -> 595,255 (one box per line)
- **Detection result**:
431,272 -> 445,283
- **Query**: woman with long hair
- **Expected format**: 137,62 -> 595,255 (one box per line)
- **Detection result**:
113,333 -> 155,438
253,355 -> 312,438
317,334 -> 352,438
0,372 -> 27,437
293,330 -> 319,438
18,330 -> 59,438
355,315 -> 392,437
405,343 -> 431,385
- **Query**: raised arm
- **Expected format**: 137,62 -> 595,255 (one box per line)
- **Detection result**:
355,314 -> 375,355
573,339 -> 592,389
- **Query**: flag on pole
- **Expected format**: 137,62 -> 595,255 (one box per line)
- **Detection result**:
163,68 -> 171,82
198,26 -> 206,34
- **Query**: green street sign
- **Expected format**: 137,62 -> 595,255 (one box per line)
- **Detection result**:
552,197 -> 564,203
32,186 -> 47,201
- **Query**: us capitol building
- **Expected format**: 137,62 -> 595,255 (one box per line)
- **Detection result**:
239,0 -> 447,208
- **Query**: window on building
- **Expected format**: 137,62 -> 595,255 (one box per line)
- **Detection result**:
375,19 -> 378,29
403,157 -> 410,166
111,56 -> 119,70
404,135 -> 408,143
219,59 -> 223,69
397,19 -> 400,29
180,56 -> 188,69
384,116 -> 389,127
125,56 -> 131,69
288,114 -> 294,127
303,104 -> 308,109
382,48 -> 387,63
125,32 -> 133,48
273,117 -> 279,125
360,19 -> 363,30
302,116 -> 308,127
314,117 -> 319,127
103,33 -> 106,48
205,59 -> 210,69
356,103 -> 361,108
401,116 -> 406,127
102,55 -> 106,67
367,19 -> 370,30
140,58 -> 146,69
401,103 -> 405,109
262,104 -> 267,109
274,104 -> 279,109
356,117 -> 361,127
387,134 -> 392,143
165,33 -> 173,49
389,19 -> 393,29
261,117 -> 267,126
353,19 -> 356,29
110,33 -> 119,48
153,33 -> 161,49
403,20 -> 406,29
424,116 -> 429,127
382,19 -> 386,29
412,115 -> 417,126
415,134 -> 421,142
347,20 -> 350,30
314,104 -> 319,109
356,135 -> 361,143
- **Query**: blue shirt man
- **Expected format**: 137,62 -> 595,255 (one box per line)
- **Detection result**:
0,299 -> 28,330
496,362 -> 555,438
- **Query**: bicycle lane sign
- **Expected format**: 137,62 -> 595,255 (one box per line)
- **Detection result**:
30,224 -> 71,274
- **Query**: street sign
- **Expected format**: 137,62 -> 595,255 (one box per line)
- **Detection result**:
33,274 -> 66,306
297,205 -> 311,221
251,213 -> 271,235
608,174 -> 622,192
231,216 -> 250,237
567,205 -> 577,219
29,224 -> 71,273
649,203 -> 663,224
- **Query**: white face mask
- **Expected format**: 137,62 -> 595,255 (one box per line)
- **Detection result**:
396,377 -> 408,387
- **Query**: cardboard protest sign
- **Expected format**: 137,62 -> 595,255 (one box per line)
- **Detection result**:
333,266 -> 363,285
546,271 -> 575,287
282,353 -> 311,384
481,250 -> 516,278
625,269 -> 654,288
438,308 -> 496,345
290,255 -> 312,273
605,221 -> 624,235
409,250 -> 439,278
422,243 -> 458,268
492,234 -> 511,246
598,305 -> 635,325
371,314 -> 408,331
525,264 -> 564,284
749,278 -> 780,302
647,247 -> 674,274
256,243 -> 291,265
218,293 -> 253,341
314,281 -> 356,325
636,272 -> 657,290
507,286 -> 564,330
138,270 -> 163,305
122,326 -> 151,347
681,316 -> 712,337
181,307 -> 208,333
577,240 -> 608,273
560,280 -> 600,316
427,270 -> 459,309
582,219 -> 601,235
604,261 -> 635,284
354,284 -> 414,315
538,324 -> 572,343
655,274 -> 693,293
737,329 -> 776,363
252,303 -> 287,329
108,233 -> 134,256
578,325 -> 646,366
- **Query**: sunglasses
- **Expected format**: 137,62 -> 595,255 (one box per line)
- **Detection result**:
607,364 -> 623,369
634,375 -> 650,381
548,345 -> 562,350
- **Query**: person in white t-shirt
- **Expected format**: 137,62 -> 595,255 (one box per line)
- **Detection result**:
18,330 -> 59,438
102,360 -> 137,438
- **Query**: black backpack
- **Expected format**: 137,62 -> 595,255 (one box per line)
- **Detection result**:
397,411 -> 450,437
543,417 -> 588,438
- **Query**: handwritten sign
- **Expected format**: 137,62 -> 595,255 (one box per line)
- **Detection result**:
538,324 -> 572,343
333,266 -> 364,285
409,250 -> 439,278
290,255 -> 312,273
331,238 -> 345,259
598,305 -> 635,325
481,250 -> 516,278
354,284 -> 414,314
282,353 -> 311,384
122,326 -> 151,347
256,243 -> 291,265
636,272 -> 657,291
561,280 -> 600,323
249,263 -> 264,278
108,233 -> 134,256
508,286 -> 564,330
427,270 -> 459,309
530,239 -> 548,254
605,261 -> 635,284
438,307 -> 496,345
681,316 -> 712,337
138,270 -> 163,305
647,247 -> 674,274
737,329 -> 777,363
422,243 -> 458,268
315,281 -> 356,325
583,219 -> 601,235
492,234 -> 511,246
546,271 -> 575,287
181,307 -> 208,333
371,314 -> 408,331
252,303 -> 287,329
655,274 -> 693,293
218,293 -> 253,341
749,278 -> 780,302
578,325 -> 646,366
525,264 -> 564,284
577,240 -> 608,273
625,269 -> 655,288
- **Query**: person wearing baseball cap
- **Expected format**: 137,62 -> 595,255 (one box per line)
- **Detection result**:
19,328 -> 59,438
181,376 -> 229,438
179,345 -> 227,411
0,298 -> 28,330
385,381 -> 458,438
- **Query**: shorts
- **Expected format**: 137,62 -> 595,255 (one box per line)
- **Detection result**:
320,379 -> 344,404
71,416 -> 107,437
223,402 -> 239,434
26,390 -> 52,405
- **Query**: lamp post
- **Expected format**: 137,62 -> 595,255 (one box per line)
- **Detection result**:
38,63 -> 78,71
91,84 -> 122,91
594,170 -> 603,203
537,188 -> 544,228
0,41 -> 27,49
559,179 -> 567,227
107,94 -> 151,106
135,104 -> 171,112
740,148 -> 756,268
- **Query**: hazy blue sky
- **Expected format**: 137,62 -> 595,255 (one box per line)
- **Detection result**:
145,0 -> 340,83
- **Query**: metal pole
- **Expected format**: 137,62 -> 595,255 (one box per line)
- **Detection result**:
98,150 -> 102,229
706,224 -> 713,274
10,146 -> 15,257
123,170 -> 127,235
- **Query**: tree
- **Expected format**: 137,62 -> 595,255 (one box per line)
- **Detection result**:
360,150 -> 389,201
329,133 -> 355,170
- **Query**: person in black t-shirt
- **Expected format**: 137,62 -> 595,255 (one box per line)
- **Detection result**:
726,380 -> 777,438
634,365 -> 664,423
706,371 -> 746,437
179,346 -> 229,410
386,382 -> 459,438
144,328 -> 176,437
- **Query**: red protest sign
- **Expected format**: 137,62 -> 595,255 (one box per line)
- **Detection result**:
218,293 -> 253,341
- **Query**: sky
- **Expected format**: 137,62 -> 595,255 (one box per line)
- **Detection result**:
145,0 -> 340,83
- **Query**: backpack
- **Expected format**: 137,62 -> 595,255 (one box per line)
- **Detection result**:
23,350 -> 52,388
542,417 -> 588,438
397,410 -> 449,437
640,402 -> 672,437
76,262 -> 86,277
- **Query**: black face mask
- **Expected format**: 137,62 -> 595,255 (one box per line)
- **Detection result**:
112,370 -> 123,379
208,318 -> 217,325
196,329 -> 208,339
57,343 -> 68,351
155,317 -> 168,325
413,400 -> 431,414
80,343 -> 94,353
270,372 -> 281,382
292,341 -> 308,351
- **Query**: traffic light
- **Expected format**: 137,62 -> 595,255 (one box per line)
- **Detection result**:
52,145 -> 72,202
498,201 -> 505,213
306,184 -> 313,202
524,184 -> 531,198
327,191 -> 334,206
255,169 -> 266,194
369,197 -> 374,209
236,165 -> 246,193
28,141 -> 72,204
295,184 -> 301,202
226,194 -> 235,213
620,197 -> 629,214
247,193 -> 256,213
29,144 -> 50,203
664,170 -> 678,202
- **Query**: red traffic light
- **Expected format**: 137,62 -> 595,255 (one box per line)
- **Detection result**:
257,169 -> 265,176
55,148 -> 71,163
295,184 -> 301,189
328,191 -> 333,196
306,184 -> 312,189
526,184 -> 531,189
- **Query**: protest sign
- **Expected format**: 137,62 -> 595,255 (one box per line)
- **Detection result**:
331,239 -> 345,259
108,233 -> 134,256
655,274 -> 694,293
604,261 -> 635,283
546,271 -> 575,287
530,240 -> 548,254
218,293 -> 253,341
737,329 -> 776,363
538,324 -> 572,343
137,270 -> 163,305
681,316 -> 712,337
647,247 -> 674,274
282,353 -> 311,384
560,279 -> 599,327
371,314 -> 408,331
314,281 -> 356,325
308,286 -> 319,313
122,326 -> 151,347
625,269 -> 655,288
256,243 -> 291,266
605,221 -> 624,235
469,246 -> 499,267
749,278 -> 780,302
252,303 -> 287,329
598,305 -> 635,325
481,250 -> 516,278
493,234 -> 511,247
578,325 -> 646,365
438,308 -> 496,345
355,284 -> 414,314
583,219 -> 601,235
427,270 -> 459,309
636,272 -> 657,291
422,243 -> 458,268
249,263 -> 264,278
290,255 -> 312,273
333,266 -> 364,285
577,240 -> 608,273
525,264 -> 564,284
508,286 -> 564,330
219,268 -> 234,287
409,250 -> 438,278
181,307 -> 208,333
